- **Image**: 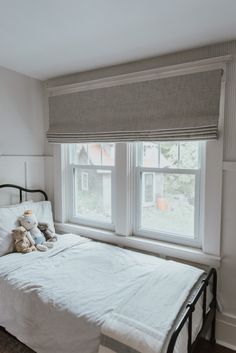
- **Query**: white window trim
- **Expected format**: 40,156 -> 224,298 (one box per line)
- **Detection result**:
54,221 -> 221,268
48,55 -> 231,97
201,64 -> 226,257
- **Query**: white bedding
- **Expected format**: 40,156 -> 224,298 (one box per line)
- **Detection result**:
98,260 -> 204,353
0,234 -> 207,353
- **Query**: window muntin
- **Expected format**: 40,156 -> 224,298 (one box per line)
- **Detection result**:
69,143 -> 115,229
135,141 -> 202,246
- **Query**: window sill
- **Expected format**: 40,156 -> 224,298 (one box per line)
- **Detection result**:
55,222 -> 221,268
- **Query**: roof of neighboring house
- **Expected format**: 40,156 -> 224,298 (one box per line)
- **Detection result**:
77,143 -> 114,166
77,143 -> 168,168
143,145 -> 168,168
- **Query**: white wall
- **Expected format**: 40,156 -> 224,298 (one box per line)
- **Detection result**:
0,66 -> 45,155
46,40 -> 236,349
0,65 -> 53,205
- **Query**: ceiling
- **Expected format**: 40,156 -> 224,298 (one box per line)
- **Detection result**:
0,0 -> 236,80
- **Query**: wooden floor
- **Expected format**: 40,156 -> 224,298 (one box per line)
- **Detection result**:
0,327 -> 35,353
195,339 -> 235,353
0,327 -> 235,353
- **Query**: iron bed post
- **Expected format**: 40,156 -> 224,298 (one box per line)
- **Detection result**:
203,286 -> 207,321
19,188 -> 23,203
210,268 -> 217,344
166,268 -> 217,353
187,309 -> 193,353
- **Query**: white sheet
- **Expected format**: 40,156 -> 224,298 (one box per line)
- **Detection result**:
0,234 -> 208,353
98,260 -> 204,353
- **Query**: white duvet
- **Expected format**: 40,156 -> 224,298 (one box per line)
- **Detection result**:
0,234 -> 205,353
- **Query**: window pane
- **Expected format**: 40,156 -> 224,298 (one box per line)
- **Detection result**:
141,173 -> 195,237
74,168 -> 112,223
160,142 -> 179,168
142,142 -> 159,167
179,141 -> 199,169
140,141 -> 200,169
72,143 -> 115,166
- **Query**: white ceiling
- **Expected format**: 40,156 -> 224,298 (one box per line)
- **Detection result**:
0,0 -> 236,80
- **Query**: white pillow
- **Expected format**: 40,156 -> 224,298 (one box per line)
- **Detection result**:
0,201 -> 33,231
0,225 -> 14,256
0,200 -> 55,256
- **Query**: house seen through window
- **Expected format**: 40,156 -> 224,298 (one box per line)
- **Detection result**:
69,143 -> 115,227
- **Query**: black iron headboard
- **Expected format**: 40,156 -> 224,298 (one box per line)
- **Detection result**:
0,184 -> 48,203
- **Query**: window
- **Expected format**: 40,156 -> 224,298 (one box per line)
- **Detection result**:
134,142 -> 202,246
68,143 -> 115,229
67,141 -> 203,246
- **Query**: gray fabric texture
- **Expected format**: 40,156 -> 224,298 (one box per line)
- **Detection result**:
47,69 -> 222,143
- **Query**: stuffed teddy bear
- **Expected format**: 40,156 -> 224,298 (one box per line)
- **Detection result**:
38,223 -> 57,242
19,210 -> 54,252
12,226 -> 36,253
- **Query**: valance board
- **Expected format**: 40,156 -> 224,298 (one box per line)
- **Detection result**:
47,63 -> 224,143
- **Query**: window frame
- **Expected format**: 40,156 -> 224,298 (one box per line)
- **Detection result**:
133,142 -> 203,248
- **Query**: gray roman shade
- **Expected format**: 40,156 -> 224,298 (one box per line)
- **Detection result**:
47,69 -> 222,143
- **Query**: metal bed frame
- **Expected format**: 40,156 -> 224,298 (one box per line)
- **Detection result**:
0,184 -> 217,353
167,268 -> 217,353
0,183 -> 48,202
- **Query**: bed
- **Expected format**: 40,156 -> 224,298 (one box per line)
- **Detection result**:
0,184 -> 217,353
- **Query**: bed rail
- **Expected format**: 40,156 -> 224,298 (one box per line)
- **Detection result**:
167,268 -> 217,353
0,184 -> 48,203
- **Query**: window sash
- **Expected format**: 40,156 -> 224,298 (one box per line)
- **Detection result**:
132,142 -> 203,248
133,167 -> 201,247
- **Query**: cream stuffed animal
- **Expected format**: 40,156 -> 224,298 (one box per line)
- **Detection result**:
19,210 -> 54,252
12,226 -> 36,253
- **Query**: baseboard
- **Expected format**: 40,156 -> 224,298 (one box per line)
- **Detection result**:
216,312 -> 236,350
216,339 -> 236,351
